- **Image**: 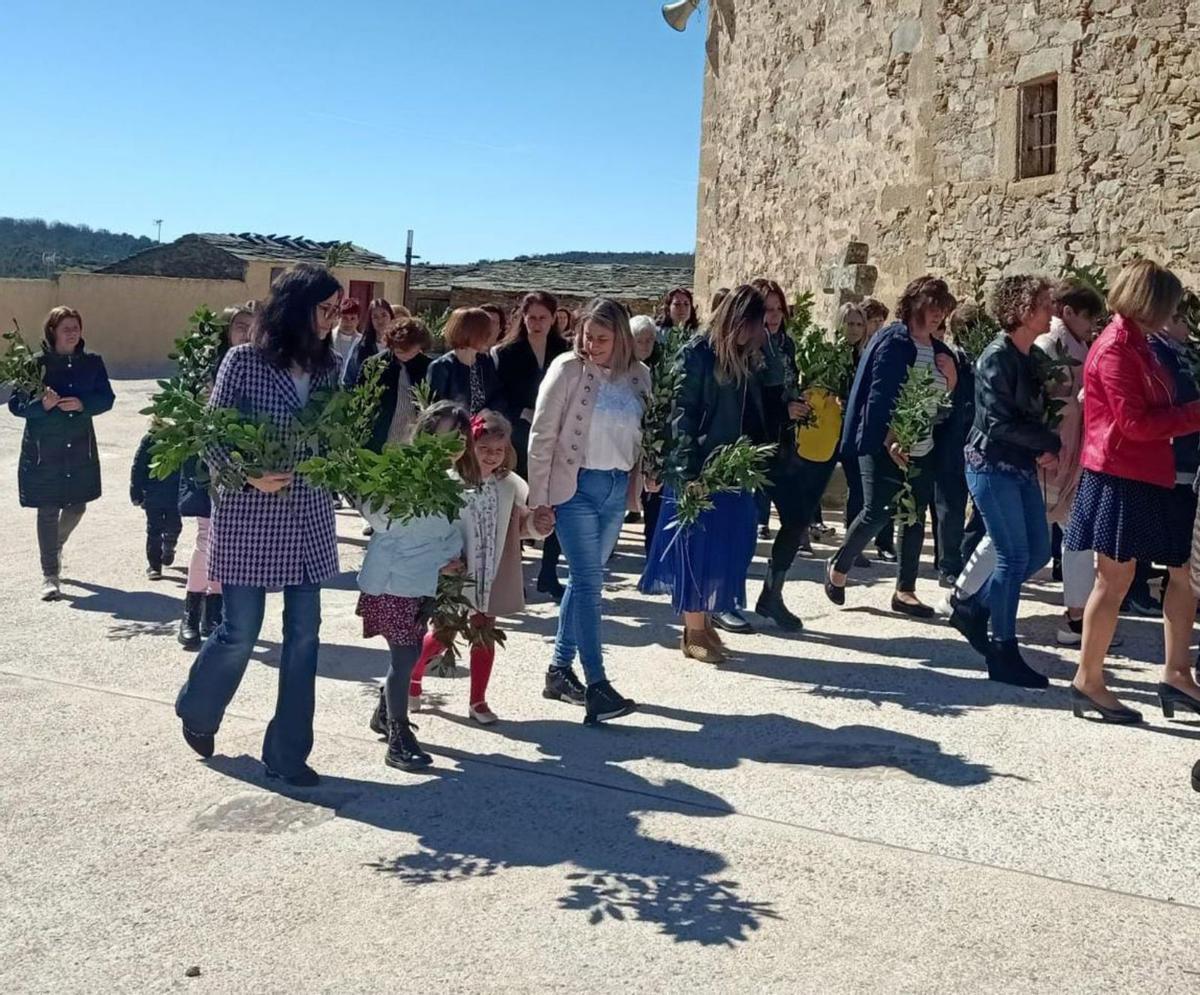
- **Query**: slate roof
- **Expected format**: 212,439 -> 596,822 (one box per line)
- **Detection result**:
98,233 -> 401,279
410,259 -> 695,300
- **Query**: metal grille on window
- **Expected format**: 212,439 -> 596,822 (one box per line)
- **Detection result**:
1019,78 -> 1058,179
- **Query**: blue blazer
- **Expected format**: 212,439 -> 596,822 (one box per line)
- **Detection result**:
840,321 -> 953,458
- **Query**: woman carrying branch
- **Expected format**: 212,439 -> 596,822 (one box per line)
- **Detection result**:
826,276 -> 958,617
529,297 -> 652,724
640,284 -> 769,663
174,264 -> 343,787
9,306 -> 115,601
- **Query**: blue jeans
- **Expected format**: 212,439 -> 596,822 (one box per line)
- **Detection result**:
176,582 -> 322,776
965,466 -> 1049,642
552,468 -> 629,685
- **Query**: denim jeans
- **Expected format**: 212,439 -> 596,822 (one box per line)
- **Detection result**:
176,582 -> 322,776
552,468 -> 629,685
965,466 -> 1049,642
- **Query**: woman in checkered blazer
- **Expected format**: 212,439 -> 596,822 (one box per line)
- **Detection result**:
175,264 -> 345,787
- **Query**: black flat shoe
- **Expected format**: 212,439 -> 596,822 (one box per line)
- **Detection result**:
891,594 -> 935,619
1069,686 -> 1143,724
824,558 -> 845,606
265,764 -> 321,787
182,724 -> 214,759
711,609 -> 754,634
1158,683 -> 1200,719
875,548 -> 898,563
368,685 -> 388,737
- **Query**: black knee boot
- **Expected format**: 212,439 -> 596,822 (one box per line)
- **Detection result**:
178,592 -> 203,649
755,566 -> 804,631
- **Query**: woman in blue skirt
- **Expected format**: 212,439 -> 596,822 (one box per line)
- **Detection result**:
641,284 -> 770,662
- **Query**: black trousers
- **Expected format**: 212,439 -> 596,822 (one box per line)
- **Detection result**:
931,458 -> 969,578
833,450 -> 935,591
36,504 -> 86,577
641,490 -> 663,557
145,507 -> 183,569
766,458 -> 837,573
844,451 -> 896,554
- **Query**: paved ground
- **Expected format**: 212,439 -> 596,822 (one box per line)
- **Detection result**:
3,381 -> 1200,993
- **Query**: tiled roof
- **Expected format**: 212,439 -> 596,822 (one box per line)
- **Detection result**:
410,259 -> 695,299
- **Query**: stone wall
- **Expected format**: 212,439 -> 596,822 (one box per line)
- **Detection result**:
695,0 -> 1200,317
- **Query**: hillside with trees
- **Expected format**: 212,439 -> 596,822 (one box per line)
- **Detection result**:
0,218 -> 154,277
488,250 -> 694,268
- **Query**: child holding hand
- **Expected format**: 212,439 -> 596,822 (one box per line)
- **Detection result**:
409,409 -> 555,724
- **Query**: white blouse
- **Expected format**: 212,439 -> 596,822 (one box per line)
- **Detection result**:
584,370 -> 644,472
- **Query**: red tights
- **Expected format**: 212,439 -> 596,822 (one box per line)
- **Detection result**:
409,613 -> 496,707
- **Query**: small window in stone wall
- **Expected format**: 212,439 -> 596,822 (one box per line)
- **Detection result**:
270,266 -> 287,287
1018,77 -> 1058,179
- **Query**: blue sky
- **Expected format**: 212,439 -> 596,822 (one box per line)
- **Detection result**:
1,1 -> 706,263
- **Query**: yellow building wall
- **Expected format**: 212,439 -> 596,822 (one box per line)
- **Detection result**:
0,265 -> 406,376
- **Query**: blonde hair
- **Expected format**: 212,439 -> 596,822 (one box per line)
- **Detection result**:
706,284 -> 765,384
471,408 -> 518,472
1107,259 -> 1183,331
575,297 -> 635,376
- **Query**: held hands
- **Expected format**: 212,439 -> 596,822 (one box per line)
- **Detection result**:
934,353 -> 958,393
532,506 -> 556,534
247,471 -> 294,494
1036,452 -> 1059,471
440,557 -> 466,576
57,396 -> 83,413
41,388 -> 61,411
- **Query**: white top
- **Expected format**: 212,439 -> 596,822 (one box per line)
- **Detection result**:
291,370 -> 312,406
330,327 -> 361,365
909,341 -> 946,459
584,370 -> 644,472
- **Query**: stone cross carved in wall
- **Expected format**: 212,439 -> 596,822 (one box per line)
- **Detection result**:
820,242 -> 878,323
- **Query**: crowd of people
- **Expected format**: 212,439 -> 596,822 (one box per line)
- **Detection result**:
9,258 -> 1200,788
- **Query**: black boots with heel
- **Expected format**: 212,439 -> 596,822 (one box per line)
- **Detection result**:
755,566 -> 804,632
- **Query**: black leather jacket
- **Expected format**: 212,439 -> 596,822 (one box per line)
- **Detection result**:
965,334 -> 1060,472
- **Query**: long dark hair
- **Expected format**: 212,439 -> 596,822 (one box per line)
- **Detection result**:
502,290 -> 567,347
252,264 -> 341,372
361,297 -> 396,354
657,286 -> 699,332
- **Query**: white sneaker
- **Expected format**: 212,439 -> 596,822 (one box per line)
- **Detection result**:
1056,615 -> 1123,648
40,576 -> 60,601
469,702 -> 498,725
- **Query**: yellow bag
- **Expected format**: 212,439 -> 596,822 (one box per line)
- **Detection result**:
795,387 -> 843,463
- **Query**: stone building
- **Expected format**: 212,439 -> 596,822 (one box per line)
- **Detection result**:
694,0 -> 1200,315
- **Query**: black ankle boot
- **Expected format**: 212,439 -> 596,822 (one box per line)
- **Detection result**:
987,639 -> 1049,689
369,685 -> 388,737
537,573 -> 565,602
386,719 -> 433,770
178,592 -> 203,649
949,592 -> 990,659
200,594 -> 223,638
584,680 -> 636,725
755,566 -> 804,632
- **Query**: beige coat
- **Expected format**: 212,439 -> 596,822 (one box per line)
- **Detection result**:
527,353 -> 652,508
1036,318 -> 1090,525
456,472 -> 550,618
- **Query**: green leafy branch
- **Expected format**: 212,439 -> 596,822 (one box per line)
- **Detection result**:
169,307 -> 227,396
640,324 -> 690,481
426,571 -> 507,676
889,366 -> 950,527
1,321 -> 44,398
296,432 -> 467,525
667,438 -> 776,539
1029,338 -> 1080,431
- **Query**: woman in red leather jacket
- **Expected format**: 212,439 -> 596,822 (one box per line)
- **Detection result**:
1065,260 -> 1200,724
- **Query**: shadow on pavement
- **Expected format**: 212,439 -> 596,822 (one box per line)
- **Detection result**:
204,747 -> 780,947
